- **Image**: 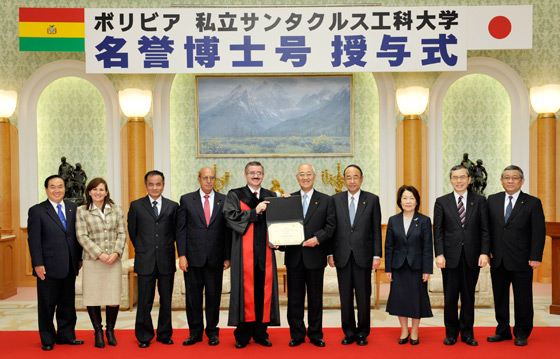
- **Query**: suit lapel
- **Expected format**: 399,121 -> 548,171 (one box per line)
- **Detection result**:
444,193 -> 463,228
209,193 -> 223,226
44,200 -> 66,232
64,200 -> 75,229
338,191 -> 352,227
507,191 -> 527,224
492,192 -> 506,226
463,192 -> 475,228
352,192 -> 368,227
141,196 -> 158,220
407,213 -> 421,238
192,193 -> 207,225
304,191 -> 320,223
394,212 -> 406,240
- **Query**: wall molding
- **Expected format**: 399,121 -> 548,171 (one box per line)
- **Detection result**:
18,60 -> 120,223
428,57 -> 530,216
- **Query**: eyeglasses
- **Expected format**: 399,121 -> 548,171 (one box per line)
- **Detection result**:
502,176 -> 521,181
298,172 -> 314,178
451,175 -> 468,181
200,176 -> 216,181
247,171 -> 263,176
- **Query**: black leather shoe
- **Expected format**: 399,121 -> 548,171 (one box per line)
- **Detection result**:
208,335 -> 219,346
255,338 -> 272,347
514,337 -> 528,346
42,345 -> 54,351
398,334 -> 409,344
138,342 -> 150,348
183,336 -> 202,346
410,337 -> 420,345
462,337 -> 478,346
235,341 -> 248,348
487,334 -> 512,342
443,337 -> 457,345
310,338 -> 325,347
356,337 -> 368,346
341,336 -> 355,345
157,338 -> 174,345
289,338 -> 304,347
56,339 -> 84,345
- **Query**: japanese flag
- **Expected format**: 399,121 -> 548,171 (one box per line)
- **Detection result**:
467,5 -> 532,50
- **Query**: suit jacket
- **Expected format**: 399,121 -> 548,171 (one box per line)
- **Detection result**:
433,191 -> 490,269
284,190 -> 335,269
331,190 -> 382,268
77,203 -> 127,260
176,190 -> 231,268
27,199 -> 82,279
128,196 -> 178,275
487,191 -> 546,271
385,212 -> 433,274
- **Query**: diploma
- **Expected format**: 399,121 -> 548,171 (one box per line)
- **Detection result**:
265,195 -> 305,246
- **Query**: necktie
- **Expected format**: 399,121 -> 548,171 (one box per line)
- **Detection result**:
349,196 -> 356,226
57,204 -> 67,230
458,196 -> 465,227
505,195 -> 513,223
152,200 -> 158,217
203,194 -> 211,226
254,191 -> 258,199
302,193 -> 308,217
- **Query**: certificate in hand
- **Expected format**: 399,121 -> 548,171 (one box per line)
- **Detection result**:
265,196 -> 305,246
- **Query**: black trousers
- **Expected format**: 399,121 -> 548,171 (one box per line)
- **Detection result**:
184,263 -> 224,339
234,265 -> 268,343
287,259 -> 324,340
336,252 -> 372,338
36,271 -> 77,346
441,248 -> 480,339
490,264 -> 534,339
135,268 -> 174,343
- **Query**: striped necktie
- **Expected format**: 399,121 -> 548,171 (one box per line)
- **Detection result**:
458,196 -> 465,227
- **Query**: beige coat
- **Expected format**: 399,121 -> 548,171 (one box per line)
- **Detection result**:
76,203 -> 127,260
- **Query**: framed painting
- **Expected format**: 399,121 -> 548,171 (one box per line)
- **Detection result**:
196,75 -> 353,157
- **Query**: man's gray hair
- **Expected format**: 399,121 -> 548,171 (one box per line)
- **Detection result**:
501,165 -> 524,179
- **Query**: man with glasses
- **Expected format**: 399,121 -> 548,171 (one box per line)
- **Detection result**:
176,167 -> 231,346
284,164 -> 335,347
330,164 -> 382,346
433,165 -> 490,347
223,161 -> 280,348
486,165 -> 545,346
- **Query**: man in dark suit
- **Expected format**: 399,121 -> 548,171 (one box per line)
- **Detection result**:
224,161 -> 280,348
285,163 -> 335,347
486,165 -> 546,347
329,164 -> 382,346
27,175 -> 84,351
433,165 -> 490,346
176,166 -> 231,346
128,170 -> 178,348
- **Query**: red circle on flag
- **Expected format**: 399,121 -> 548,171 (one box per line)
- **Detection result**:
488,16 -> 512,39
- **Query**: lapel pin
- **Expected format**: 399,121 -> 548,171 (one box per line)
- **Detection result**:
413,217 -> 418,221
217,202 -> 220,206
363,201 -> 366,205
315,202 -> 318,205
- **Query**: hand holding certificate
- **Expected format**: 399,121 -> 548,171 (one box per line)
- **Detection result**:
265,196 -> 305,246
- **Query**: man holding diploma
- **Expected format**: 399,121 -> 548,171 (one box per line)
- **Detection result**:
223,161 -> 280,348
285,164 -> 335,347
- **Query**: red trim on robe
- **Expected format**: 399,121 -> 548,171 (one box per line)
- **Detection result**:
239,200 -> 274,323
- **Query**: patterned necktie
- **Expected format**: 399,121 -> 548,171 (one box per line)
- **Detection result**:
302,193 -> 308,217
505,195 -> 513,223
57,203 -> 67,230
203,194 -> 211,226
349,196 -> 356,226
254,191 -> 258,199
458,196 -> 465,227
152,200 -> 159,217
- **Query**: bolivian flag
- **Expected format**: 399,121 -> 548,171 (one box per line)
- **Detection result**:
19,8 -> 84,52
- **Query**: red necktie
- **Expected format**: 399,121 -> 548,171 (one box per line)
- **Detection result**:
254,191 -> 258,199
204,195 -> 211,226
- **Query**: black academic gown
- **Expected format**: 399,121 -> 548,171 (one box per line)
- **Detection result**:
223,186 -> 280,327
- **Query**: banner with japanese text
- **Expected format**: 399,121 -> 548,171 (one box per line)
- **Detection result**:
84,5 -> 531,74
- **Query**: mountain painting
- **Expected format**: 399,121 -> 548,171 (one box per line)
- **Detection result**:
196,76 -> 353,157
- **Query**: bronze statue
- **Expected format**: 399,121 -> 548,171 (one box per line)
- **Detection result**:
58,157 -> 87,204
469,159 -> 488,196
460,153 -> 475,177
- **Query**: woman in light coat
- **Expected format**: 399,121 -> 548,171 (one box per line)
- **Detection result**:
76,177 -> 126,348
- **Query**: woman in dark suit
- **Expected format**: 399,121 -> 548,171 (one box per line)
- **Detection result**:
385,185 -> 433,345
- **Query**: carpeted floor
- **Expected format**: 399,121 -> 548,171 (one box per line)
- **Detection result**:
1,327 -> 558,358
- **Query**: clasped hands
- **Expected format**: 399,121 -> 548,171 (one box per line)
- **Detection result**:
98,252 -> 119,265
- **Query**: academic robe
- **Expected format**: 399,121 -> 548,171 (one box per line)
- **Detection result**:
223,186 -> 280,327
